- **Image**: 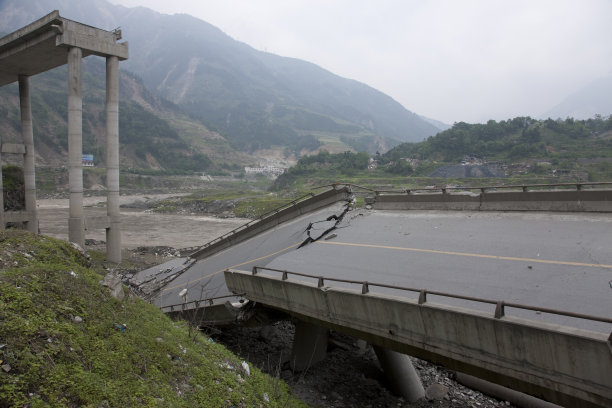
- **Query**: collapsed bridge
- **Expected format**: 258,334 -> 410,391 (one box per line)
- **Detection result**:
132,183 -> 612,407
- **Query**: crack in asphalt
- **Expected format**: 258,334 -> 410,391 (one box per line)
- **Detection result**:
297,199 -> 352,249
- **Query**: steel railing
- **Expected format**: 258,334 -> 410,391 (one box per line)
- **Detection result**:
311,182 -> 377,193
188,185 -> 354,258
161,293 -> 245,313
187,191 -> 318,256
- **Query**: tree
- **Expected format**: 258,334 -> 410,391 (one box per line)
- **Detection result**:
521,126 -> 540,143
384,159 -> 413,175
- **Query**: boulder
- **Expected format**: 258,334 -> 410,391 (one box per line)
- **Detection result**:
100,271 -> 125,300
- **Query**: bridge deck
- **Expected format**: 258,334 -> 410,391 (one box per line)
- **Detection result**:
131,187 -> 612,406
135,195 -> 612,333
263,209 -> 612,333
132,200 -> 349,314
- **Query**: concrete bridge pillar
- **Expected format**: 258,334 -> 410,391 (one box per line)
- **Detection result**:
0,146 -> 4,229
373,345 -> 425,402
290,320 -> 329,371
0,12 -> 127,259
105,56 -> 121,263
18,75 -> 38,233
67,46 -> 84,248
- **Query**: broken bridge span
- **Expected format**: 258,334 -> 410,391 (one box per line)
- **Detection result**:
132,183 -> 612,407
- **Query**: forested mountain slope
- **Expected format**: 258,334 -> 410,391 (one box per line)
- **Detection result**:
384,116 -> 612,163
0,58 -> 242,171
0,0 -> 441,160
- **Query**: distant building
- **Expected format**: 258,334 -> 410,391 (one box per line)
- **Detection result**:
244,165 -> 286,177
461,155 -> 484,166
82,154 -> 94,167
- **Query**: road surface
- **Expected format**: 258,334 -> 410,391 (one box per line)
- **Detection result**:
140,203 -> 612,333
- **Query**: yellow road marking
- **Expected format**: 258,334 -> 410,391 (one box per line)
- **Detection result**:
317,241 -> 612,269
161,242 -> 301,292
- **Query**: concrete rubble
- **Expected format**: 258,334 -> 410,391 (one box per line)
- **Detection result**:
214,320 -> 520,408
99,271 -> 125,301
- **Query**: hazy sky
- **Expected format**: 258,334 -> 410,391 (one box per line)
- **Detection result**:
107,0 -> 612,124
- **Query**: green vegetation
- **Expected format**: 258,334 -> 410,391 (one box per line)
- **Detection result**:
382,116 -> 612,163
272,150 -> 369,190
151,190 -> 301,219
120,102 -> 213,172
0,230 -> 305,407
269,115 -> 612,191
133,13 -> 438,151
0,61 -> 236,174
233,195 -> 299,218
0,6 -> 442,170
2,165 -> 24,211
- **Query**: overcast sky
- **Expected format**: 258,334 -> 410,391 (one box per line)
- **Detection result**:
107,0 -> 612,124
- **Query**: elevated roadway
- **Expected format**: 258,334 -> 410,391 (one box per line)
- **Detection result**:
131,187 -> 352,315
260,209 -> 612,332
132,184 -> 612,407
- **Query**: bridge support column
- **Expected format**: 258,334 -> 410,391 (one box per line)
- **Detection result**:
19,75 -> 38,233
105,55 -> 121,263
67,46 -> 84,248
0,146 -> 4,230
373,346 -> 425,402
290,320 -> 328,371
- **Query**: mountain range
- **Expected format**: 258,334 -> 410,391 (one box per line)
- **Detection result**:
542,74 -> 612,120
0,0 -> 444,170
1,0 -> 609,172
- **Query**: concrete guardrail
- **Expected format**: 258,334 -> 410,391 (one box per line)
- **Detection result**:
225,268 -> 612,408
372,189 -> 612,212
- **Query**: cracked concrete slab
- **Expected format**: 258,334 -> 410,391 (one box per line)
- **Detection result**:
133,200 -> 351,312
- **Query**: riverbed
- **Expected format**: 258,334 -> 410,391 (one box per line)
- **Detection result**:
36,195 -> 247,249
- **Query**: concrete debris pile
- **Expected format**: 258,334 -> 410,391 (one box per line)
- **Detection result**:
100,271 -> 125,301
132,246 -> 182,258
127,257 -> 195,300
215,321 -> 518,408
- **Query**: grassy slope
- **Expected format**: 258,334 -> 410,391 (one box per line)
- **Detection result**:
0,230 -> 306,408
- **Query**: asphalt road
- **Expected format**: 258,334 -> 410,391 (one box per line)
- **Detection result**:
147,203 -> 347,311
142,203 -> 612,333
266,209 -> 612,332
